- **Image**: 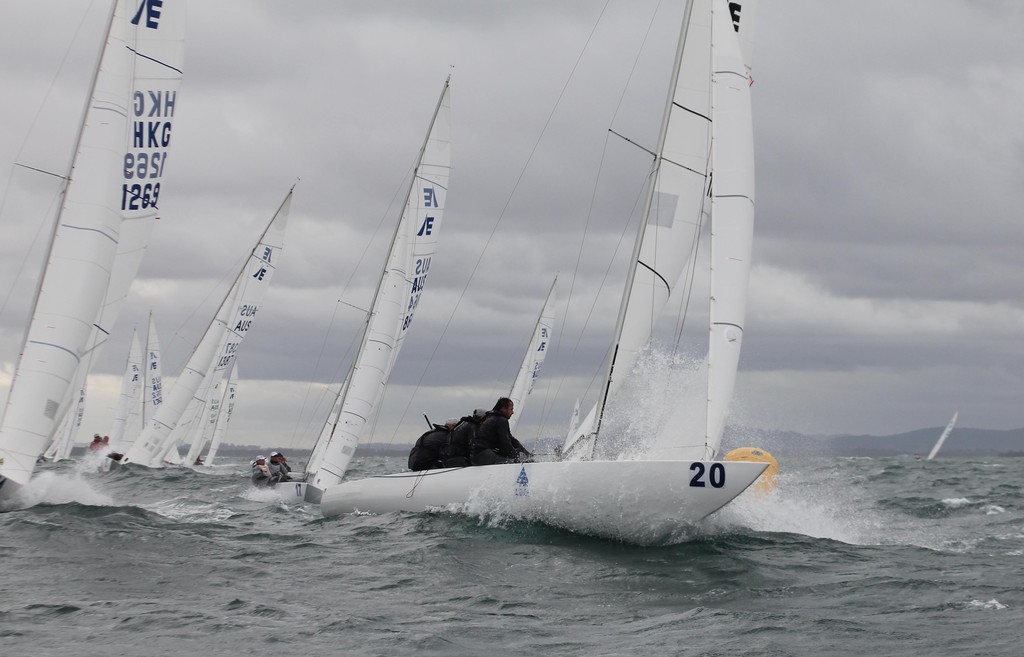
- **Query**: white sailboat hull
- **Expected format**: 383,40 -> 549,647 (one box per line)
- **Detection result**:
319,460 -> 767,540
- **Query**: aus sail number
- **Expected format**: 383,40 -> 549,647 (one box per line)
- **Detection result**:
689,462 -> 725,488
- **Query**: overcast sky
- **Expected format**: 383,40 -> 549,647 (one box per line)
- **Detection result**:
1,0 -> 1022,453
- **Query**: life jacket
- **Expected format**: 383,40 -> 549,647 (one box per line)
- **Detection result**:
408,425 -> 450,471
442,410 -> 486,468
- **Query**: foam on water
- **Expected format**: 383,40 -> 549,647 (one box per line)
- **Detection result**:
967,599 -> 1009,610
5,469 -> 115,509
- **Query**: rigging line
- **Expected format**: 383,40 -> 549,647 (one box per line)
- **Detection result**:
0,1 -> 97,320
11,163 -> 66,179
608,129 -> 655,157
294,160 -> 416,448
541,0 -> 666,440
541,171 -> 651,441
0,184 -> 63,318
387,0 -> 616,443
672,156 -> 711,351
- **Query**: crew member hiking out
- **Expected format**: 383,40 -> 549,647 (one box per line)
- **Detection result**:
408,418 -> 457,471
469,397 -> 532,465
442,409 -> 486,468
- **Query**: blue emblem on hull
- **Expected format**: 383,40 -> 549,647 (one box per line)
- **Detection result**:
515,466 -> 529,497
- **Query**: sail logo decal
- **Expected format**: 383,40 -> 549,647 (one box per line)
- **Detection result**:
131,0 -> 164,29
417,187 -> 441,236
515,467 -> 529,497
729,2 -> 742,32
417,217 -> 434,236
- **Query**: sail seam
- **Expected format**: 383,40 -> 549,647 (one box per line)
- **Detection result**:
59,223 -> 118,243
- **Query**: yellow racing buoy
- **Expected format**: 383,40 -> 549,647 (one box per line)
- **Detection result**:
724,447 -> 779,495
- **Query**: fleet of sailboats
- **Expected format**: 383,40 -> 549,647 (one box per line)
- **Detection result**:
0,1 -> 781,539
118,189 -> 292,468
0,0 -> 186,501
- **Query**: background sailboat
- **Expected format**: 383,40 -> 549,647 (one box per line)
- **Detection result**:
507,277 -> 557,435
926,410 -> 959,461
120,188 -> 292,468
200,363 -> 238,467
0,0 -> 186,501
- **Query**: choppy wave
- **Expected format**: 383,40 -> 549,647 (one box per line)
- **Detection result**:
2,454 -> 1023,656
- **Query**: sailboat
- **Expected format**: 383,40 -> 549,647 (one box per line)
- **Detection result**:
926,410 -> 959,461
285,77 -> 452,504
318,0 -> 769,536
200,363 -> 238,466
119,188 -> 292,468
507,277 -> 557,434
0,0 -> 186,501
107,313 -> 163,456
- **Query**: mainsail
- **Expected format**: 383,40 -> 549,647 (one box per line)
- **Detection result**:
305,78 -> 452,492
0,0 -> 186,498
562,0 -> 756,462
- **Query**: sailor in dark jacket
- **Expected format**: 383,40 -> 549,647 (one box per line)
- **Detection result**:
408,418 -> 458,471
470,397 -> 532,465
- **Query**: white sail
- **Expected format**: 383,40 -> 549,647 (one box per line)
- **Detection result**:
183,371 -> 223,466
306,78 -> 452,492
43,386 -> 86,463
507,277 -> 557,434
561,0 -> 756,462
109,329 -> 144,447
926,410 -> 959,461
0,0 -> 186,498
704,0 -> 757,458
203,363 -> 238,466
143,312 -> 164,426
562,0 -> 714,459
121,189 -> 292,467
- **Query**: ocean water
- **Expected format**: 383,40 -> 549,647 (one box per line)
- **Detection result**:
1,454 -> 1022,656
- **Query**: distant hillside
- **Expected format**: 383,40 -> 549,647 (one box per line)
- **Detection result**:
722,426 -> 1024,458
